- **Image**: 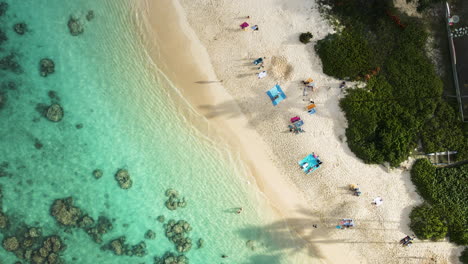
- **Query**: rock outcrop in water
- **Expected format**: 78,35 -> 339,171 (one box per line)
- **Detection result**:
157,215 -> 165,223
68,16 -> 84,36
164,219 -> 193,253
115,169 -> 132,189
0,53 -> 21,73
13,23 -> 27,35
102,236 -> 147,257
45,104 -> 64,122
165,189 -> 187,211
40,58 -> 55,77
154,252 -> 189,264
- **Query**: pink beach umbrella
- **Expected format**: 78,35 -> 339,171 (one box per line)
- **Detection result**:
240,22 -> 249,29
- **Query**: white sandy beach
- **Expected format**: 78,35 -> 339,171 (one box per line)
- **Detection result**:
138,0 -> 464,263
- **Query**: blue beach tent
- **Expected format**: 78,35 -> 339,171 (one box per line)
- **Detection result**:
298,154 -> 321,174
266,84 -> 286,106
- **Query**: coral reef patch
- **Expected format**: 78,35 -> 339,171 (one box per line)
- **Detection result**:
164,189 -> 186,211
115,169 -> 132,189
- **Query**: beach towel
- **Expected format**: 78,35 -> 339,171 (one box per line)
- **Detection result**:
266,84 -> 286,106
240,22 -> 249,29
257,71 -> 267,79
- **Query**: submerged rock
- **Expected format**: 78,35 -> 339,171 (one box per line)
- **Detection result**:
0,161 -> 11,177
50,197 -> 83,226
93,169 -> 103,179
145,230 -> 156,240
45,104 -> 64,122
13,22 -> 27,35
197,238 -> 204,249
75,123 -> 84,129
86,10 -> 95,21
39,58 -> 55,77
68,16 -> 83,36
115,169 -> 132,189
3,236 -> 19,251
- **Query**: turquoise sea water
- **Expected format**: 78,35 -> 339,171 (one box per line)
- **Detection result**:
0,0 -> 306,263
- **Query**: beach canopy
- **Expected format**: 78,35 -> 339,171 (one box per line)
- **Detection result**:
298,154 -> 321,174
266,84 -> 286,106
240,22 -> 249,29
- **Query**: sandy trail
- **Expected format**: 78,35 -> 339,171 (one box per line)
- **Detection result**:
139,0 -> 463,262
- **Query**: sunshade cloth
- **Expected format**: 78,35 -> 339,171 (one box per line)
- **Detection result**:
266,84 -> 286,106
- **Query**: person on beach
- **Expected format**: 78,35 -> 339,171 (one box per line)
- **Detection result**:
339,81 -> 346,89
251,25 -> 259,31
236,207 -> 243,214
372,197 -> 383,206
312,224 -> 318,228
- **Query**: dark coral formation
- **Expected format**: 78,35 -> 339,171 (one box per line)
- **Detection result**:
0,2 -> 7,16
68,16 -> 83,36
75,123 -> 83,129
115,169 -> 132,189
45,104 -> 64,122
154,252 -> 189,264
165,189 -> 187,211
0,161 -> 12,177
34,138 -> 43,149
145,229 -> 156,240
197,238 -> 204,249
0,92 -> 4,110
102,236 -> 147,257
13,23 -> 27,35
0,211 -> 8,229
50,197 -> 83,227
84,216 -> 112,243
92,169 -> 103,179
47,90 -> 60,101
0,53 -> 22,73
0,223 -> 66,263
157,215 -> 165,223
50,197 -> 112,243
86,10 -> 95,21
164,219 -> 192,253
0,29 -> 7,45
39,58 -> 55,77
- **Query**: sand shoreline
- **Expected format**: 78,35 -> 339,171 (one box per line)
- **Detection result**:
138,0 -> 463,263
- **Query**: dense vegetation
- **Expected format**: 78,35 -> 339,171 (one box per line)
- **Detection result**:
410,159 -> 468,244
316,0 -> 468,166
461,247 -> 468,264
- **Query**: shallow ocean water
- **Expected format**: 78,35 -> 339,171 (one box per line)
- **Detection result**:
0,0 -> 305,263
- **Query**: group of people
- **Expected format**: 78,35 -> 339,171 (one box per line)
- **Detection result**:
400,235 -> 414,247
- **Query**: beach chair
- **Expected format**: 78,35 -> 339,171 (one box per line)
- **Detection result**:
306,103 -> 316,115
